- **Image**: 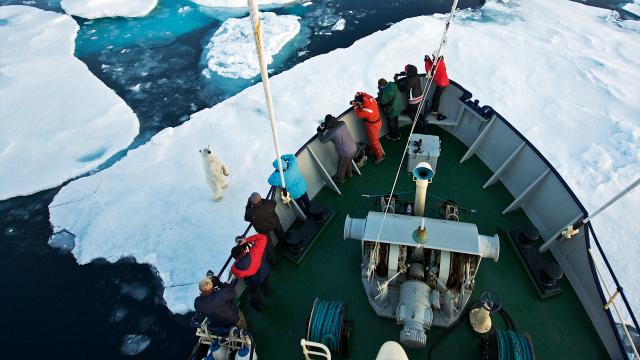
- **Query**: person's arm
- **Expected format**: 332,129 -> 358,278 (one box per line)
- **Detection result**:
267,171 -> 282,187
281,154 -> 296,166
318,127 -> 335,143
380,86 -> 393,106
244,206 -> 253,222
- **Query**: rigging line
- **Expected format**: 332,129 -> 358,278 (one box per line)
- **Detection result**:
247,0 -> 290,203
370,0 -> 460,274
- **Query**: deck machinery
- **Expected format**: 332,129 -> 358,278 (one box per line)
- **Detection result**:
344,135 -> 500,348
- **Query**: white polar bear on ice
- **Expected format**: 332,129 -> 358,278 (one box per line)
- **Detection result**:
198,145 -> 229,201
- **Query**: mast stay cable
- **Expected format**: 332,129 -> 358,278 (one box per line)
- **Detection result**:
367,0 -> 460,279
247,0 -> 291,203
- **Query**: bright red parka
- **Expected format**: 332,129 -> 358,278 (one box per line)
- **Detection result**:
425,57 -> 450,87
353,92 -> 380,123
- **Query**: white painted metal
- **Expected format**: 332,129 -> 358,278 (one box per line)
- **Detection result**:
307,146 -> 341,196
483,142 -> 525,189
413,162 -> 434,217
406,134 -> 441,172
502,169 -> 550,214
247,0 -> 287,199
300,339 -> 331,360
459,117 -> 496,163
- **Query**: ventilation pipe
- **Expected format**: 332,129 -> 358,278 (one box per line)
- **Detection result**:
413,162 -> 434,217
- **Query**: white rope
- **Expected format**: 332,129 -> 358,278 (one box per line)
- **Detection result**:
368,0 -> 460,279
588,248 -> 640,359
583,177 -> 640,224
247,0 -> 290,203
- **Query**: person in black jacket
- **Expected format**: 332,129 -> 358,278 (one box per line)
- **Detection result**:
244,192 -> 284,267
194,275 -> 247,329
394,64 -> 424,122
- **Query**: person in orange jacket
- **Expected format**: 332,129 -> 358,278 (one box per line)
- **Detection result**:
351,92 -> 384,164
424,52 -> 450,119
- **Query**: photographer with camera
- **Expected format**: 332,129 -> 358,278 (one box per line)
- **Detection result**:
231,234 -> 270,311
377,78 -> 403,141
424,51 -> 449,120
394,64 -> 423,122
351,92 -> 384,165
317,114 -> 357,183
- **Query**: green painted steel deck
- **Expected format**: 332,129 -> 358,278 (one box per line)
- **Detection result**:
241,125 -> 608,359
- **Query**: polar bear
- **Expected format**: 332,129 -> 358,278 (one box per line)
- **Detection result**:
198,145 -> 229,201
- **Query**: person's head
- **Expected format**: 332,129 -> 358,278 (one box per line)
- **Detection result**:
231,243 -> 248,259
199,277 -> 212,294
353,94 -> 364,106
378,78 -> 388,90
405,64 -> 418,76
249,192 -> 262,206
324,114 -> 339,128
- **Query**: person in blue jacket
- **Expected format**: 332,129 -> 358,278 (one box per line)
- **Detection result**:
268,153 -> 311,213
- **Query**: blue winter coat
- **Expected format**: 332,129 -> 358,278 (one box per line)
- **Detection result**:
267,154 -> 307,199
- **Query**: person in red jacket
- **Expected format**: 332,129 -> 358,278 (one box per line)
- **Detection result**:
231,234 -> 270,311
351,92 -> 384,164
424,52 -> 450,119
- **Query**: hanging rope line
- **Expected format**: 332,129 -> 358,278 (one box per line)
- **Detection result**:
368,0 -> 460,279
247,0 -> 290,204
588,248 -> 640,359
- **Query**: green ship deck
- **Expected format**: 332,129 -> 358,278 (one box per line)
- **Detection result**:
242,125 -> 608,359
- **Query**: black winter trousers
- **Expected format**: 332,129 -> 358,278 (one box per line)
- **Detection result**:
431,85 -> 447,113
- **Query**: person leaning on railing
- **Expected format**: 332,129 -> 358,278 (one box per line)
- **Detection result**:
377,78 -> 403,140
352,92 -> 385,165
268,154 -> 312,213
231,234 -> 271,312
317,114 -> 357,183
194,274 -> 248,329
244,191 -> 283,268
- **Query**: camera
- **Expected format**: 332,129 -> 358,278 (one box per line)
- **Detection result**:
317,122 -> 327,132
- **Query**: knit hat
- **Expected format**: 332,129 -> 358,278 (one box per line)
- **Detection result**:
325,114 -> 338,128
249,192 -> 262,205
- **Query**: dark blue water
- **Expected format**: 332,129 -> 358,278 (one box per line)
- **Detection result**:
0,0 -> 628,358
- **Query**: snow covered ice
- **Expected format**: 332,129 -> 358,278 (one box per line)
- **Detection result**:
331,18 -> 346,31
0,6 -> 139,200
623,0 -> 640,17
203,12 -> 301,79
60,0 -> 158,19
50,0 -> 640,317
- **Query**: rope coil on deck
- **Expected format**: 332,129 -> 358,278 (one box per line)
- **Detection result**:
308,298 -> 350,355
496,330 -> 533,360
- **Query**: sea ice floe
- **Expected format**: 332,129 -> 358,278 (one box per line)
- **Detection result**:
50,0 -> 640,317
120,334 -> 151,356
0,6 -> 139,201
203,12 -> 301,79
623,0 -> 640,17
60,0 -> 158,19
331,18 -> 346,31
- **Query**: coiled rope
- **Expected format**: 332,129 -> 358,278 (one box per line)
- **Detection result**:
308,299 -> 345,352
496,330 -> 533,360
